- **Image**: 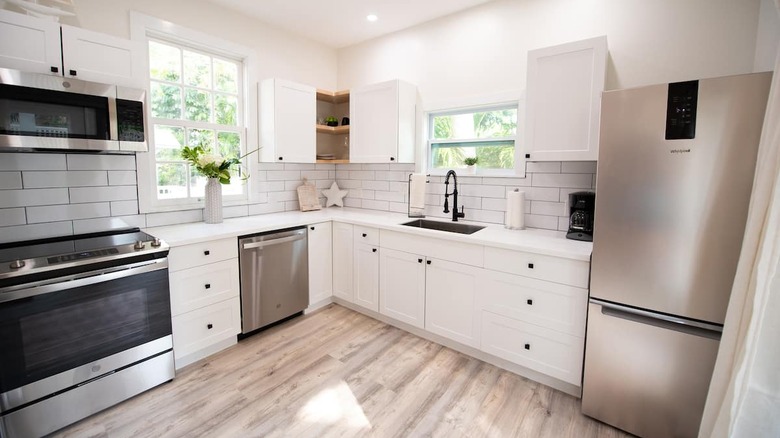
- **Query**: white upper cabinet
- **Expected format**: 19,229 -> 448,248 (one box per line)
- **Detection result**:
260,78 -> 316,163
524,36 -> 608,161
350,79 -> 416,163
0,11 -> 143,88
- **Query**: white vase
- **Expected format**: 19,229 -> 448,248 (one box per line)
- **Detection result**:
204,177 -> 223,224
464,165 -> 476,175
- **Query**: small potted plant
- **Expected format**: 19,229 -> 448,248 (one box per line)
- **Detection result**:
464,157 -> 478,175
325,116 -> 339,127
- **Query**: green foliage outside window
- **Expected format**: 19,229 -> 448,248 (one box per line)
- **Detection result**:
431,107 -> 517,170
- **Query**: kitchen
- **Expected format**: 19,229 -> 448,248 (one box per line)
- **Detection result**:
0,0 -> 779,437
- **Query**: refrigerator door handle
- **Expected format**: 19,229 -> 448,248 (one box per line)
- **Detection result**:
590,298 -> 722,340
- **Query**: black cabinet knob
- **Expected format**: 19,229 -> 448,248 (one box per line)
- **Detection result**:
527,299 -> 533,305
69,69 -> 77,76
527,263 -> 534,269
525,154 -> 531,159
50,66 -> 59,73
426,260 -> 432,265
205,284 -> 211,289
418,258 -> 423,263
524,343 -> 530,350
372,248 -> 377,253
390,157 -> 395,161
310,226 -> 315,230
278,157 -> 283,160
204,250 -> 210,256
362,233 -> 367,237
207,323 -> 213,330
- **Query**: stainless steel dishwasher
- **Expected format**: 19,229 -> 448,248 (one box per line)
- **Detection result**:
238,226 -> 309,334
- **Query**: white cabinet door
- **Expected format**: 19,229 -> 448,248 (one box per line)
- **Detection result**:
379,248 -> 426,329
332,222 -> 354,302
60,25 -> 145,88
308,222 -> 333,305
350,79 -> 416,163
525,36 -> 607,161
260,78 -> 316,163
425,258 -> 481,347
0,10 -> 61,75
353,242 -> 379,312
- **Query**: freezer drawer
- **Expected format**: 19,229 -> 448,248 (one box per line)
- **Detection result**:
582,301 -> 721,438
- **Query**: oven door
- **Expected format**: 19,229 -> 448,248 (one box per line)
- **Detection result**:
0,258 -> 172,412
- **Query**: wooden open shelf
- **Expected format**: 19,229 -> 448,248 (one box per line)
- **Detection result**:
316,88 -> 350,104
316,159 -> 350,164
316,124 -> 349,134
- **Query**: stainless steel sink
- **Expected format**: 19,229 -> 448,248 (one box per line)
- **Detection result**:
401,219 -> 485,235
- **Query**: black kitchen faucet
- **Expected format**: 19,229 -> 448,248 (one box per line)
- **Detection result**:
443,170 -> 465,222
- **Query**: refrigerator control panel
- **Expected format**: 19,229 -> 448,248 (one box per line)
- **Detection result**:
665,80 -> 698,140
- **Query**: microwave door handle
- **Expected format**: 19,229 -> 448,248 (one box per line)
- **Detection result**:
108,97 -> 118,140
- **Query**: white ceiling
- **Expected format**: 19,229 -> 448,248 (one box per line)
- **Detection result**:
204,0 -> 495,48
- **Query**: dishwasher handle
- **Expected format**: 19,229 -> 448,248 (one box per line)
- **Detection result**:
241,232 -> 305,250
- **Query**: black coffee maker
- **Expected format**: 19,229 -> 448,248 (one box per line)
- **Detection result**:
566,191 -> 595,241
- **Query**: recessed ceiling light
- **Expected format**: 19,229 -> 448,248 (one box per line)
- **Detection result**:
366,14 -> 378,22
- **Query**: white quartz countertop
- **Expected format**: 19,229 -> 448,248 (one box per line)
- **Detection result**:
144,208 -> 593,261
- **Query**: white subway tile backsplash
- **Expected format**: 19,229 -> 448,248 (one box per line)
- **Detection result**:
0,221 -> 73,242
284,200 -> 300,211
374,190 -> 405,202
558,216 -> 570,232
27,203 -> 110,223
338,180 -> 362,189
481,197 -> 508,212
458,184 -> 505,198
532,173 -> 593,189
0,153 -> 66,171
268,191 -> 299,203
110,200 -> 139,216
145,209 -> 202,227
247,202 -> 285,215
69,186 -> 137,203
300,170 -> 330,180
108,171 -> 137,186
526,162 -> 561,173
467,209 -> 504,224
361,199 -> 390,211
344,198 -> 362,208
524,214 -> 560,230
223,205 -> 249,219
73,216 -> 147,234
256,181 -> 285,193
67,155 -> 135,171
481,177 -> 531,186
0,208 -> 26,226
0,172 -> 22,189
283,163 -> 316,170
458,196 -> 482,209
362,164 -> 390,171
358,189 -> 375,200
23,171 -> 108,188
266,170 -> 301,181
362,180 -> 390,191
349,171 -> 375,180
530,201 -> 565,217
0,188 -> 69,207
388,202 -> 407,213
562,161 -> 598,174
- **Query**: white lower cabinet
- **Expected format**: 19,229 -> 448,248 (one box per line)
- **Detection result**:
308,222 -> 333,306
425,258 -> 480,348
353,242 -> 379,312
171,297 -> 241,360
332,222 -> 354,302
379,248 -> 426,328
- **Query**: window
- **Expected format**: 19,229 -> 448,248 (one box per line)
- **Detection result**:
147,38 -> 245,202
428,104 -> 518,174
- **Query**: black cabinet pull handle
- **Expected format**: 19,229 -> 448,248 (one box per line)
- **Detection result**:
204,250 -> 210,256
205,284 -> 211,289
372,248 -> 377,253
525,153 -> 531,159
528,263 -> 534,269
310,226 -> 314,230
418,258 -> 423,263
426,260 -> 432,265
278,156 -> 283,160
524,343 -> 530,350
50,66 -> 59,73
69,69 -> 77,76
390,157 -> 395,161
207,323 -> 213,329
527,299 -> 533,305
362,233 -> 367,237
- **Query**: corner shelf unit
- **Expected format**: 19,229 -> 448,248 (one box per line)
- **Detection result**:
316,88 -> 350,163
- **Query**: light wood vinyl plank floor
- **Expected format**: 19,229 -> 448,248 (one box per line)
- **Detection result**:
52,304 -> 632,438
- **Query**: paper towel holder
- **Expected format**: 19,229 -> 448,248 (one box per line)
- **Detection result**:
408,173 -> 430,218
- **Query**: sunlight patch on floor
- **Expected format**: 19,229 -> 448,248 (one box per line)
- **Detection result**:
297,380 -> 371,429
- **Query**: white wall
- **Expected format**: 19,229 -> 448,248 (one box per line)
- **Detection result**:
64,0 -> 338,90
755,0 -> 780,72
337,0 -> 768,100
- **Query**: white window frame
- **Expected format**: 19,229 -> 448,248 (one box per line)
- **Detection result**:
423,92 -> 526,178
130,12 -> 260,213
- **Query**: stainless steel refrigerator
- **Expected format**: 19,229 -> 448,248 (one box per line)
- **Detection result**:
582,72 -> 773,438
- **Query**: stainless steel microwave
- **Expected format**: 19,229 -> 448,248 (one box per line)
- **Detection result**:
0,68 -> 147,153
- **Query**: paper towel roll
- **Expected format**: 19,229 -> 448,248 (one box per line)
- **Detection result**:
409,173 -> 427,216
505,189 -> 526,230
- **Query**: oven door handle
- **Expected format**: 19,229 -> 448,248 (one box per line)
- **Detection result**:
0,258 -> 168,303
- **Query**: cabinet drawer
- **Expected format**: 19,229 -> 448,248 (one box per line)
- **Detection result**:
354,225 -> 379,246
484,246 -> 589,288
168,238 -> 237,272
172,297 -> 240,360
481,311 -> 584,386
169,259 -> 239,316
380,230 -> 483,267
480,269 -> 587,337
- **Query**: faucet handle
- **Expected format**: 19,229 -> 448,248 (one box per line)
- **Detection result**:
457,206 -> 465,218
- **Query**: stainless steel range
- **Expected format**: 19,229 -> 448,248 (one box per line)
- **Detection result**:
0,228 -> 174,438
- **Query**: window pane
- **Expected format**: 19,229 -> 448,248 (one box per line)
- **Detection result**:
184,88 -> 211,122
187,128 -> 215,152
431,141 -> 515,170
214,94 -> 237,125
432,109 -> 517,140
183,51 -> 211,88
151,82 -> 182,119
149,41 -> 181,82
189,168 -> 207,198
154,125 -> 185,160
214,59 -> 238,93
217,131 -> 241,159
156,163 -> 187,199
223,168 -> 243,196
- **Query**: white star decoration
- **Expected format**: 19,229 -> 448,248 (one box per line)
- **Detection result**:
323,182 -> 348,207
